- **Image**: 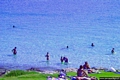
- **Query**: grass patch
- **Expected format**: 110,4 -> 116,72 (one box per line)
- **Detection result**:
5,70 -> 38,77
0,70 -> 120,80
88,70 -> 120,80
1,70 -> 59,80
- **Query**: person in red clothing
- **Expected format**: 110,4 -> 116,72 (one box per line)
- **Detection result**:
12,47 -> 17,55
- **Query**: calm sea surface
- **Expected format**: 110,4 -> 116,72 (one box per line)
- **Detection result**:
0,0 -> 120,70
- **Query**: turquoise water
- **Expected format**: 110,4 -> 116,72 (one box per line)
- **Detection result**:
0,0 -> 120,70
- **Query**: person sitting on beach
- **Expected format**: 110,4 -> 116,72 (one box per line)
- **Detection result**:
45,52 -> 49,61
111,48 -> 115,54
12,47 -> 17,55
58,69 -> 67,79
77,65 -> 88,78
83,62 -> 93,73
76,65 -> 98,80
83,62 -> 90,69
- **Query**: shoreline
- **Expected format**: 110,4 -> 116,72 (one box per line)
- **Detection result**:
0,63 -> 109,71
0,66 -> 109,76
1,66 -> 120,77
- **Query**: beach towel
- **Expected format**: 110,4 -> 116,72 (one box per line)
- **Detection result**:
76,76 -> 98,80
47,77 -> 68,80
68,76 -> 97,80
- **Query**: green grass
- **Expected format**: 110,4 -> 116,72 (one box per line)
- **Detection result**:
0,70 -> 59,80
0,70 -> 120,80
88,70 -> 120,80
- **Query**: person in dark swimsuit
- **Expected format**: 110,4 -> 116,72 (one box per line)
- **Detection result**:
66,46 -> 69,49
13,25 -> 15,28
12,47 -> 17,55
91,43 -> 94,47
60,56 -> 64,63
111,48 -> 115,54
64,57 -> 68,63
45,52 -> 49,61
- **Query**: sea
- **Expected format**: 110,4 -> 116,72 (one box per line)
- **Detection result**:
0,0 -> 120,70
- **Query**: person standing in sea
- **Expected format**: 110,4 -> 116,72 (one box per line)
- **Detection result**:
12,47 -> 17,55
45,52 -> 49,62
60,56 -> 64,64
111,48 -> 115,54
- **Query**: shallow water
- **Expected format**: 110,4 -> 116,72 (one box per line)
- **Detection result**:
0,0 -> 120,70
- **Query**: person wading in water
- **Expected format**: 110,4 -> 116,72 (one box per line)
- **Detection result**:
12,47 -> 17,55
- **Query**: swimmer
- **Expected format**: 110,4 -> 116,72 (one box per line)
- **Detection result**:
13,25 -> 15,28
66,46 -> 69,49
12,47 -> 17,55
60,56 -> 64,63
65,57 -> 68,63
45,52 -> 49,61
64,57 -> 68,65
111,48 -> 115,54
91,43 -> 94,47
